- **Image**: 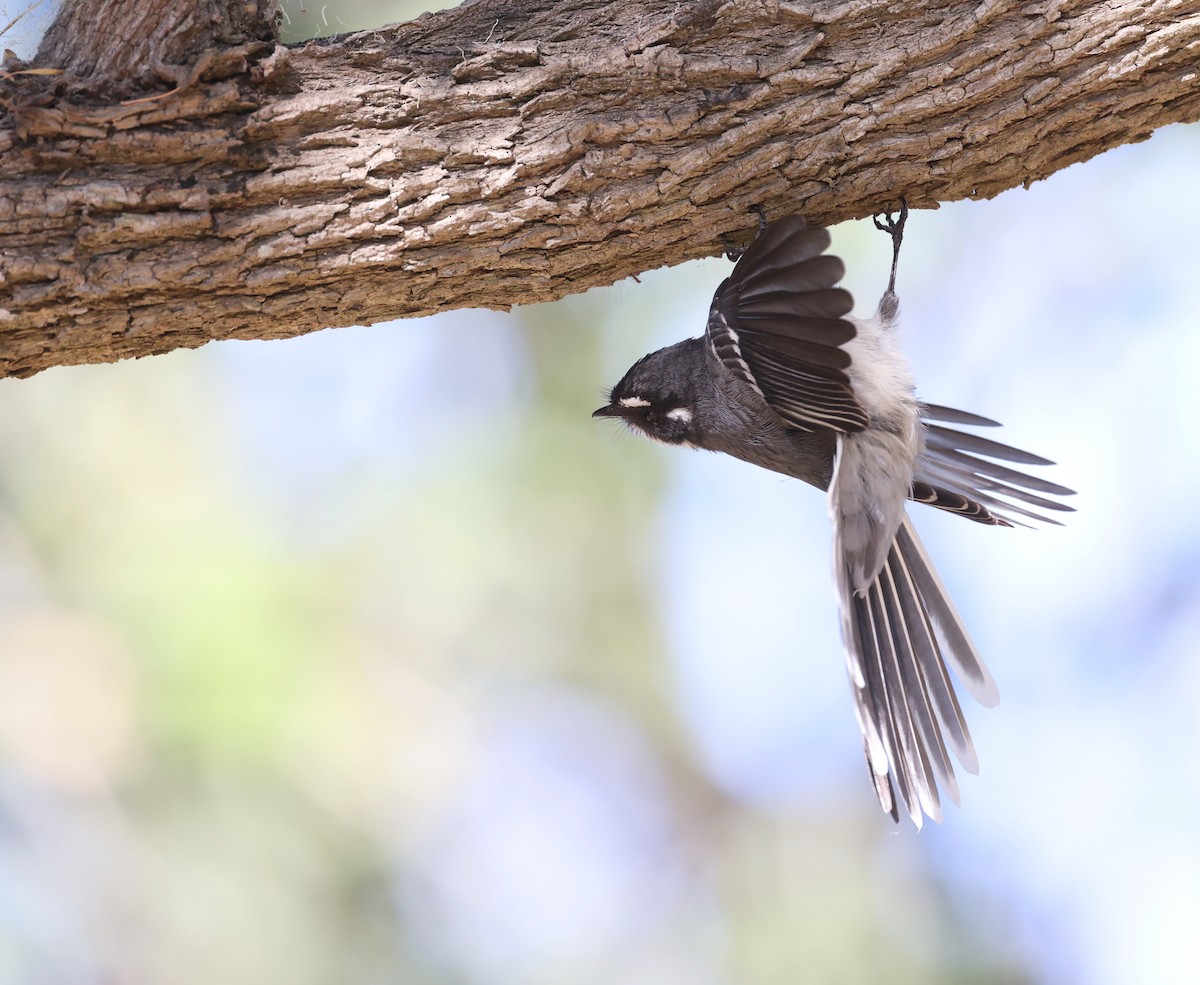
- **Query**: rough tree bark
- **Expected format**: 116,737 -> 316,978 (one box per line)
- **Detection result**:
1,0 -> 1198,379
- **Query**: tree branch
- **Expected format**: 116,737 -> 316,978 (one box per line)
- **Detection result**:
2,0 -> 1198,378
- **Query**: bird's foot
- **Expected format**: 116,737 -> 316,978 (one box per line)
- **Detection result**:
872,198 -> 908,246
723,205 -> 769,261
872,197 -> 908,300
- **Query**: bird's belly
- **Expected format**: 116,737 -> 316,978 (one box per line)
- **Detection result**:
704,426 -> 837,490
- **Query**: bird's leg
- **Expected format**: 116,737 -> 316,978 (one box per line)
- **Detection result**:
723,205 -> 770,262
872,198 -> 908,323
873,198 -> 908,295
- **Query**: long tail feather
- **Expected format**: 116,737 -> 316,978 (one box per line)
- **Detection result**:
837,506 -> 993,824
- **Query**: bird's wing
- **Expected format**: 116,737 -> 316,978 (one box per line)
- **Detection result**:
832,455 -> 1000,827
707,216 -> 869,433
912,403 -> 1076,527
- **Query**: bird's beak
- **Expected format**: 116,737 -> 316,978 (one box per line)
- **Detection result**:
592,404 -> 623,418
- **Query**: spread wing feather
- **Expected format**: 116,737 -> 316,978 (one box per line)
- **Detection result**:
920,403 -> 1001,428
912,407 -> 1076,526
707,216 -> 869,434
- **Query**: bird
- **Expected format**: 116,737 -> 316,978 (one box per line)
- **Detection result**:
592,206 -> 1074,827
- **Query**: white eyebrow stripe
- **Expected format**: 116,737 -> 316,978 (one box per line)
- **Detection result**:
619,396 -> 651,408
666,407 -> 692,423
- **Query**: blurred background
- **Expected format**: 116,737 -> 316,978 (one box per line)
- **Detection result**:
3,2 -> 1200,983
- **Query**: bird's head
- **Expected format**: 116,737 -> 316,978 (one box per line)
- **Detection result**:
592,340 -> 705,446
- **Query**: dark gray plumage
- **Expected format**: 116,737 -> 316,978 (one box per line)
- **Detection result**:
594,211 -> 1074,826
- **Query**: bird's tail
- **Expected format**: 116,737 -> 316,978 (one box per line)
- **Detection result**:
834,502 -> 999,828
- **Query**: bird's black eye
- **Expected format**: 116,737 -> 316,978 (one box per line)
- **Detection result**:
645,410 -> 657,424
